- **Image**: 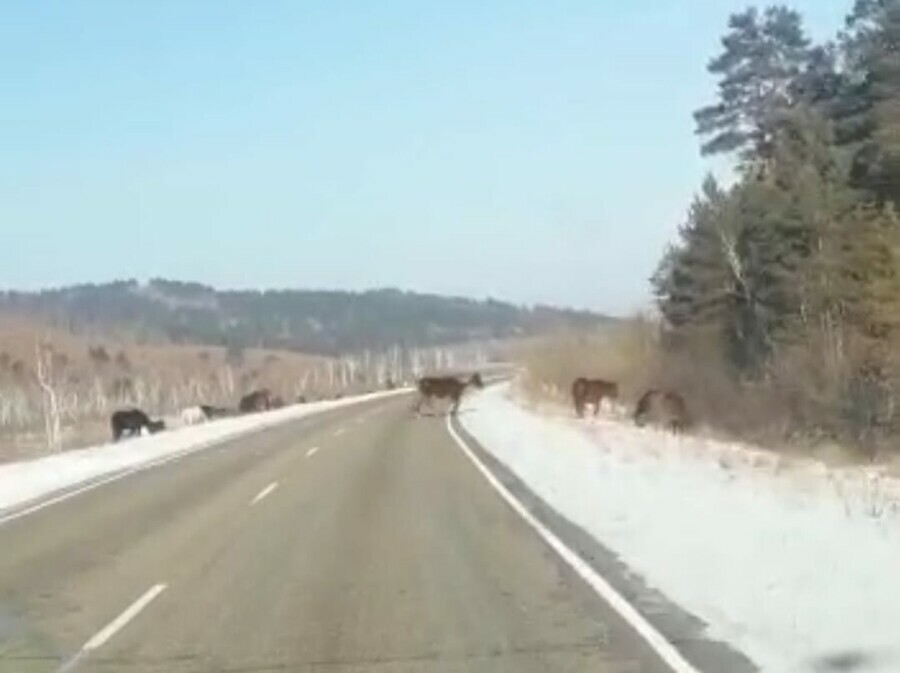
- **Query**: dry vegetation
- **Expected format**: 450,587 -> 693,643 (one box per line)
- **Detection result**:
0,318 -> 334,460
636,2 -> 900,462
517,320 -> 660,407
0,317 -> 495,461
517,318 -> 887,461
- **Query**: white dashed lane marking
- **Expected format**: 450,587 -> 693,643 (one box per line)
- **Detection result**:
250,482 -> 278,506
58,583 -> 167,672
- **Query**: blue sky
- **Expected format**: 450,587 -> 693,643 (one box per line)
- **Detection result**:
1,1 -> 847,314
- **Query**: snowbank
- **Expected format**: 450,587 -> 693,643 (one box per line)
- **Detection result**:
461,383 -> 900,673
0,389 -> 409,517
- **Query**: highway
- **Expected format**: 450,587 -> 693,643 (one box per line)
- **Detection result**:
0,394 -> 677,672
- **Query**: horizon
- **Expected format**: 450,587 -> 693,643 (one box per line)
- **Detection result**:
2,1 -> 847,315
0,277 -> 609,316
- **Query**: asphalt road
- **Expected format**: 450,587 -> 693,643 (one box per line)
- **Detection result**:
0,395 -> 679,673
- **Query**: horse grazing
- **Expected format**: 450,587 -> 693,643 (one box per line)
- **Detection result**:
111,408 -> 166,442
415,373 -> 484,415
633,389 -> 690,432
239,389 -> 272,414
571,378 -> 619,418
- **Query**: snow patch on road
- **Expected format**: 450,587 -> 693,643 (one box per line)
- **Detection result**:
0,389 -> 409,518
461,383 -> 900,673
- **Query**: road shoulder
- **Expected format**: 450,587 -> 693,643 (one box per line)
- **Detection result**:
449,414 -> 757,673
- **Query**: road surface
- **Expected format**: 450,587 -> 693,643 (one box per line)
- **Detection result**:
0,395 -> 678,673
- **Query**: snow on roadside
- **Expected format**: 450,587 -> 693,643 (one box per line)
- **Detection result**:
461,383 -> 900,673
0,389 -> 410,517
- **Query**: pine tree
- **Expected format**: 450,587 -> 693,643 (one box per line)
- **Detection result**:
653,177 -> 731,329
694,6 -> 812,170
838,0 -> 900,202
826,202 -> 900,437
655,0 -> 900,445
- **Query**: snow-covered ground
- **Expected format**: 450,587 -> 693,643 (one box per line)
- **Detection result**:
0,389 -> 409,518
461,383 -> 900,673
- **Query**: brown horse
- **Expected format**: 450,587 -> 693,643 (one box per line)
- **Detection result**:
415,373 -> 484,415
633,389 -> 690,432
572,377 -> 619,417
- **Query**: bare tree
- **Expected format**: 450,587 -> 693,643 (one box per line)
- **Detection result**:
35,342 -> 62,450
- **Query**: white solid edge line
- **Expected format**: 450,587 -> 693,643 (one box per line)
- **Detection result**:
251,482 -> 278,505
0,439 -> 220,528
445,416 -> 701,673
305,446 -> 320,458
85,583 -> 167,651
1,391 -> 410,528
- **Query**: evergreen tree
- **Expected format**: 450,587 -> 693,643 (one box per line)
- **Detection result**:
657,0 -> 900,443
694,6 -> 812,170
654,178 -> 732,330
839,0 -> 900,202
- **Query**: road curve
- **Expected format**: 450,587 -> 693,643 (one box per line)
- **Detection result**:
0,395 -> 676,672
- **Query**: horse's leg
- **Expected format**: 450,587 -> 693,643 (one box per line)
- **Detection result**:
574,395 -> 585,418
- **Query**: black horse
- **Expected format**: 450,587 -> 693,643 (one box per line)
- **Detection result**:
111,408 -> 166,442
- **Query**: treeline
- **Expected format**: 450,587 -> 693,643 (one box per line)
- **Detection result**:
0,280 -> 610,355
653,1 -> 900,450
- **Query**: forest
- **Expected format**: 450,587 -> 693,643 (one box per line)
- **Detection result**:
0,279 -> 608,354
652,1 -> 900,450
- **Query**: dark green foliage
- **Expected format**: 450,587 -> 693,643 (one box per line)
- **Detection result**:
656,1 -> 900,447
838,0 -> 900,202
0,281 -> 611,356
652,176 -> 737,337
694,6 -> 813,168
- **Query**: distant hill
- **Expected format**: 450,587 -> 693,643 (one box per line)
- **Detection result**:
0,280 -> 612,355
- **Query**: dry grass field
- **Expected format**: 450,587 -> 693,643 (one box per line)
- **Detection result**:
0,318 -> 341,459
0,315 -> 497,460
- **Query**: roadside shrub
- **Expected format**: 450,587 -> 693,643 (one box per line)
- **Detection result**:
519,318 -> 805,447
